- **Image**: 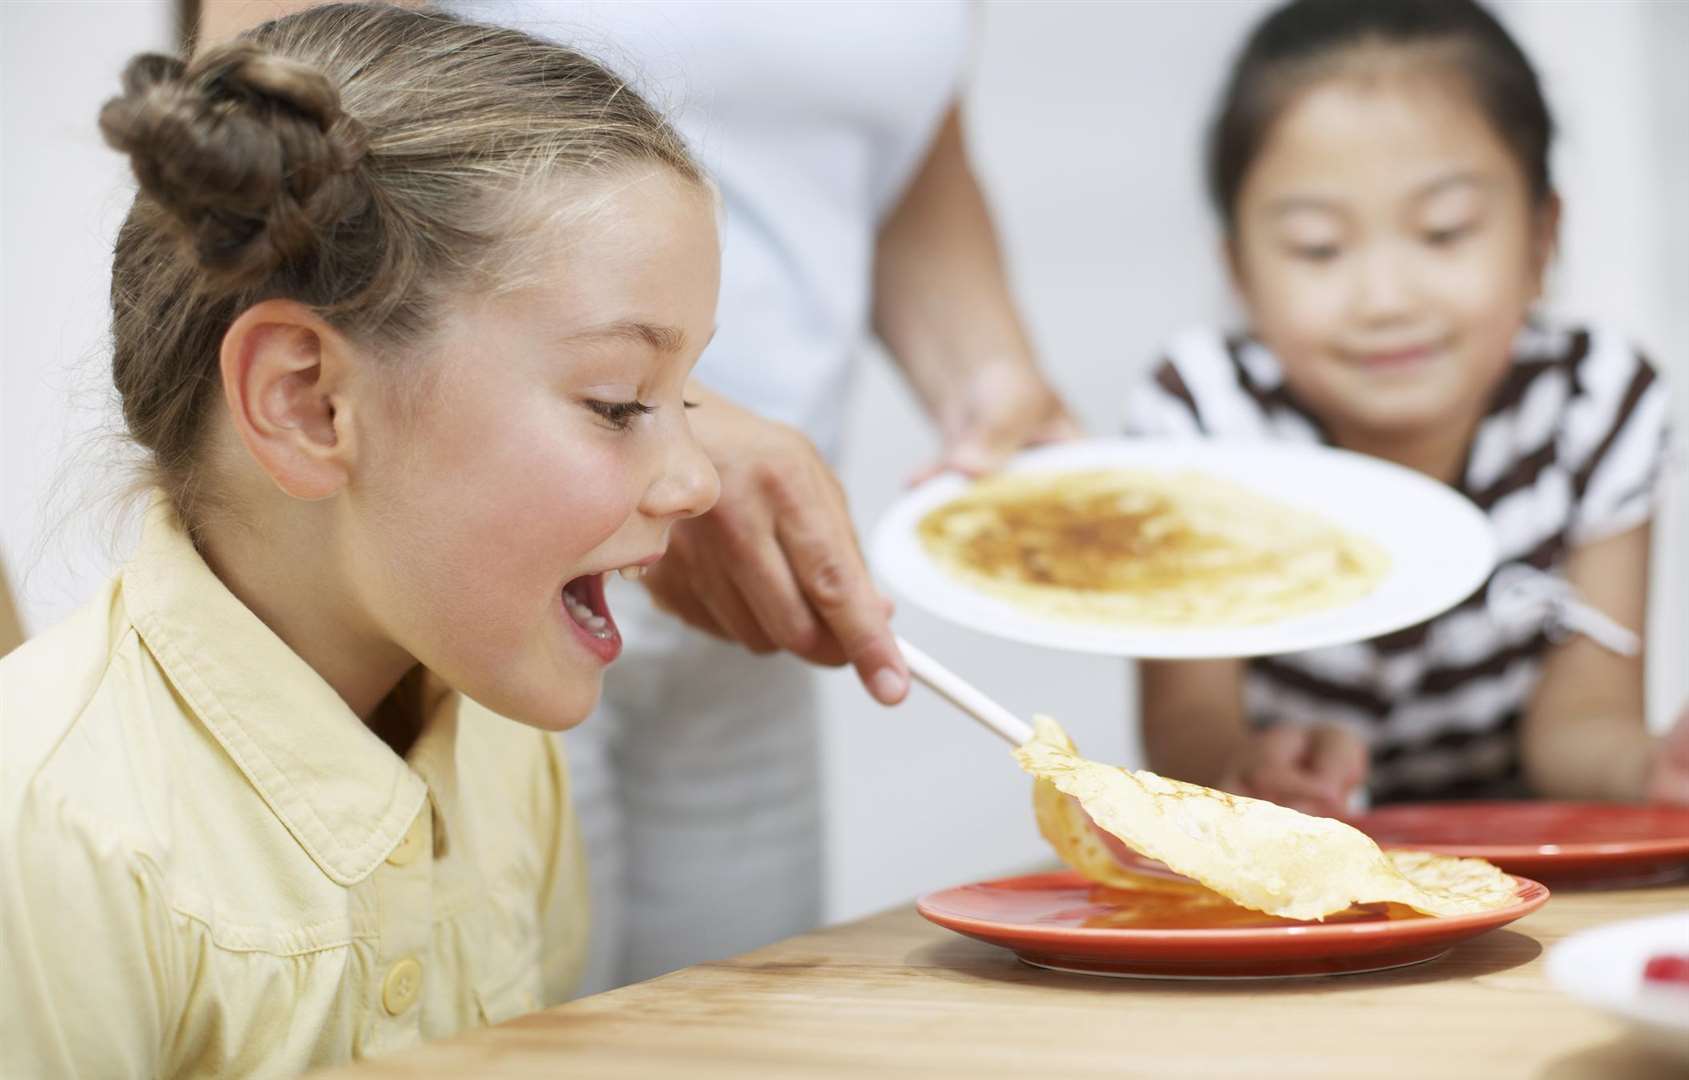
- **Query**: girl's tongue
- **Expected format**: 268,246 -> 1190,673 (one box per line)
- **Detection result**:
562,572 -> 618,642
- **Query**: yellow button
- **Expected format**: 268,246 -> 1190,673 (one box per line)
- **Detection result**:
386,816 -> 426,868
382,958 -> 423,1016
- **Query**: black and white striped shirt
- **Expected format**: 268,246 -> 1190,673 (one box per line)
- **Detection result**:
1124,324 -> 1673,803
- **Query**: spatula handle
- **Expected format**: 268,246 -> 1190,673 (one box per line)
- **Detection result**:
896,635 -> 1034,747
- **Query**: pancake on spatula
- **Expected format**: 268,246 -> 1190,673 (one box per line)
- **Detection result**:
1016,716 -> 1516,921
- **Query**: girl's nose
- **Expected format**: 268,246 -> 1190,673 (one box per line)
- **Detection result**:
642,419 -> 720,522
1351,245 -> 1418,323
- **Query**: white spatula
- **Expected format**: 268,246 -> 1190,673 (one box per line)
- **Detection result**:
896,635 -> 1033,747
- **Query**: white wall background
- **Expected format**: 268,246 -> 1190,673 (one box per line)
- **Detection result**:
2,1 -> 1684,926
1,2 -> 167,627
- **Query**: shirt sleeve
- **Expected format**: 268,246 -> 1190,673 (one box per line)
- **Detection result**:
1565,336 -> 1675,546
1,781 -> 186,1080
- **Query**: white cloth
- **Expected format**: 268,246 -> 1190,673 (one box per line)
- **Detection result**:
442,1 -> 973,990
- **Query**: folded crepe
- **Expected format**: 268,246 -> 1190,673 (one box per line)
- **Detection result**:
1016,716 -> 1517,921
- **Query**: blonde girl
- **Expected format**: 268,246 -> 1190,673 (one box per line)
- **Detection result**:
1,4 -> 719,1075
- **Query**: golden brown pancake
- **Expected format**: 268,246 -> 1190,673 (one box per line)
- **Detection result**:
1018,716 -> 1519,921
918,468 -> 1388,626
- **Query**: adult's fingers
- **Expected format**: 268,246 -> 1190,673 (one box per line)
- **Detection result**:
775,497 -> 907,705
905,458 -> 953,488
906,414 -> 1084,488
1037,411 -> 1087,444
687,546 -> 779,656
641,560 -> 731,644
725,530 -> 842,665
946,407 -> 1086,477
643,540 -> 775,654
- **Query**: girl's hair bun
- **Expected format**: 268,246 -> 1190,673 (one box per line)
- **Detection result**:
98,42 -> 369,289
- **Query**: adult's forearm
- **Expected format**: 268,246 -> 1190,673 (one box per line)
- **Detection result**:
871,105 -> 1039,411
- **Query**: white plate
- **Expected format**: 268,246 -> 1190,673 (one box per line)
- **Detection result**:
869,438 -> 1497,659
1547,912 -> 1689,1063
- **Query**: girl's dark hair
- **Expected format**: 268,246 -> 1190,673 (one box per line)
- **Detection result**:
1207,0 -> 1554,230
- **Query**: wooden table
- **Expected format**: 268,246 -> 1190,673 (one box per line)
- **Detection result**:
318,882 -> 1688,1079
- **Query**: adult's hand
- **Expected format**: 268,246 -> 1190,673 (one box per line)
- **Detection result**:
909,357 -> 1080,485
641,386 -> 909,705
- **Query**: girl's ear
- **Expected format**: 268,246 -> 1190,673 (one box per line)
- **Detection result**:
218,299 -> 363,500
1529,191 -> 1562,300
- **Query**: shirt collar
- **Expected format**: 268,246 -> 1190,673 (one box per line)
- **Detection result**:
1234,335 -> 1287,390
122,497 -> 434,886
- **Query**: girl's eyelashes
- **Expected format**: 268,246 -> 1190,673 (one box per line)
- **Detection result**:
585,399 -> 655,430
1423,223 -> 1476,248
1280,222 -> 1476,262
1289,242 -> 1341,263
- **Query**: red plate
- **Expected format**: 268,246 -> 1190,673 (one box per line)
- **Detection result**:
916,870 -> 1548,979
1348,802 -> 1689,886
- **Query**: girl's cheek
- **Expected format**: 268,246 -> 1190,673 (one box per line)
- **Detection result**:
517,436 -> 633,539
1237,238 -> 1337,338
440,412 -> 633,558
1432,241 -> 1533,342
1287,273 -> 1350,339
1249,263 -> 1344,355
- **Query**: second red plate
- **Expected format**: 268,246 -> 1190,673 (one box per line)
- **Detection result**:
1348,801 -> 1689,885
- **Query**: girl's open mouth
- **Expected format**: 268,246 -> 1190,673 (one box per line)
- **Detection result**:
562,572 -> 622,662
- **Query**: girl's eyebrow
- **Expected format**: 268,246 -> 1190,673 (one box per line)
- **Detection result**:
1264,171 -> 1494,218
1265,194 -> 1343,217
1411,170 -> 1492,201
566,319 -> 688,354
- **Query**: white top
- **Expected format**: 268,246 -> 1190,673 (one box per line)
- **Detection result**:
448,1 -> 972,456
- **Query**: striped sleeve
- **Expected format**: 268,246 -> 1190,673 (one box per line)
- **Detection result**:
1560,329 -> 1675,545
1122,359 -> 1205,437
1123,327 -> 1273,438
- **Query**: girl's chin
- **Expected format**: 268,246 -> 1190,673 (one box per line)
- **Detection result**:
1322,378 -> 1472,435
473,679 -> 602,733
524,712 -> 592,733
511,705 -> 595,734
531,688 -> 601,732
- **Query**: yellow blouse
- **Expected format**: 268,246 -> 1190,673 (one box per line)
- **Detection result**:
1,501 -> 589,1078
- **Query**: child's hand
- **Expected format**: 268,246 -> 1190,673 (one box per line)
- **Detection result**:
1643,703 -> 1689,805
641,386 -> 910,706
1217,724 -> 1368,819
